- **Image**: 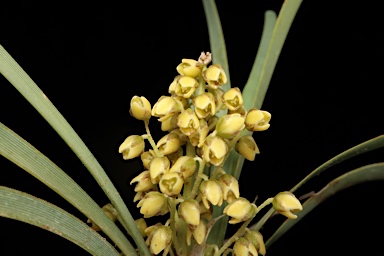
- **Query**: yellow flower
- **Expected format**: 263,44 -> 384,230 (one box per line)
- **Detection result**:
175,76 -> 199,98
203,64 -> 227,89
189,119 -> 209,148
159,172 -> 184,196
235,135 -> 260,161
223,197 -> 255,224
233,237 -> 258,256
134,218 -> 147,237
245,108 -> 271,132
178,199 -> 201,226
272,191 -> 303,219
192,220 -> 207,245
146,225 -> 172,255
169,155 -> 197,179
157,133 -> 182,155
177,108 -> 200,137
243,230 -> 266,256
118,135 -> 145,160
129,96 -> 152,121
149,156 -> 170,184
192,92 -> 216,118
137,191 -> 169,218
222,87 -> 243,111
130,170 -> 154,192
215,113 -> 245,139
151,96 -> 182,122
218,174 -> 240,202
176,58 -> 202,78
199,179 -> 224,209
202,135 -> 228,166
140,150 -> 155,169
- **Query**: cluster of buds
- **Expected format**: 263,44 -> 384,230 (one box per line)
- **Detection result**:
117,52 -> 301,255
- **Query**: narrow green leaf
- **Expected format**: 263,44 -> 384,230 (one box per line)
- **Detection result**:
0,122 -> 136,256
0,45 -> 149,256
202,0 -> 231,93
0,186 -> 120,256
265,162 -> 384,247
242,10 -> 277,112
251,135 -> 384,232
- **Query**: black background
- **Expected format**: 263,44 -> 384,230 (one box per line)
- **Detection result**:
1,1 -> 383,255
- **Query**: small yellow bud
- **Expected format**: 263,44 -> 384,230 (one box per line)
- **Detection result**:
175,76 -> 199,98
169,155 -> 197,179
177,108 -> 200,137
168,76 -> 178,95
245,108 -> 271,132
243,230 -> 266,256
149,156 -> 170,184
159,172 -> 184,196
222,87 -> 243,111
192,92 -> 216,119
146,225 -> 172,255
218,174 -> 240,201
203,64 -> 227,89
176,58 -> 202,78
215,113 -> 245,139
137,191 -> 169,218
192,220 -> 207,245
202,135 -> 228,166
235,135 -> 260,161
223,197 -> 255,224
151,96 -> 182,122
233,237 -> 258,256
161,113 -> 179,131
178,199 -> 201,226
118,135 -> 145,160
130,96 -> 151,121
157,133 -> 182,155
272,191 -> 303,219
189,119 -> 209,148
141,150 -> 155,169
134,218 -> 148,237
200,179 -> 224,209
133,191 -> 144,203
130,170 -> 154,192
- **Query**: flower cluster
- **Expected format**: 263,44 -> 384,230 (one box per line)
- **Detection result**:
116,52 -> 302,255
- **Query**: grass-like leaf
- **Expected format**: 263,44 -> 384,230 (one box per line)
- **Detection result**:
0,45 -> 149,256
265,162 -> 384,247
0,121 -> 137,255
0,186 -> 120,256
251,135 -> 384,232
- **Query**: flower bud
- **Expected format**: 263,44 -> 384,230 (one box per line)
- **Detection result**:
130,96 -> 151,121
146,225 -> 172,255
243,230 -> 266,256
200,179 -> 224,209
161,113 -> 179,131
135,218 -> 147,237
218,174 -> 240,201
177,108 -> 200,137
137,191 -> 169,218
159,172 -> 184,196
149,156 -> 170,184
176,58 -> 202,78
141,150 -> 155,169
118,135 -> 145,160
178,199 -> 201,226
245,109 -> 271,132
169,155 -> 197,179
223,197 -> 255,224
222,87 -> 243,111
192,220 -> 207,245
233,237 -> 258,256
152,96 -> 182,122
130,170 -> 154,192
157,133 -> 182,155
203,64 -> 227,89
272,191 -> 303,219
192,92 -> 216,119
175,76 -> 199,98
202,135 -> 228,166
216,113 -> 245,139
235,135 -> 260,161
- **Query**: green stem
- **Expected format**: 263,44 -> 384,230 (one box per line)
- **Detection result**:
144,120 -> 161,157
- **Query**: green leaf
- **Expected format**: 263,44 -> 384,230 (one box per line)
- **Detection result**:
251,135 -> 384,232
265,162 -> 384,247
0,44 -> 149,256
0,186 -> 120,256
0,122 -> 137,256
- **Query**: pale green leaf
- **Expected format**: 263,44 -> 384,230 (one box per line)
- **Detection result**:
0,186 -> 120,256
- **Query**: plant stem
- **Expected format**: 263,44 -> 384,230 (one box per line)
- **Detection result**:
144,120 -> 161,157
